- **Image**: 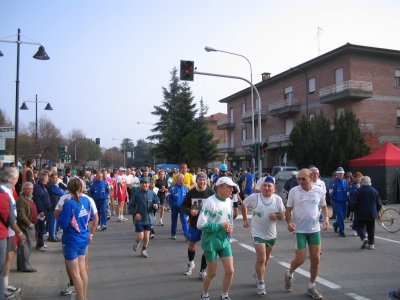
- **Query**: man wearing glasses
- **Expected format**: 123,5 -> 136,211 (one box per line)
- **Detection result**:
284,168 -> 329,300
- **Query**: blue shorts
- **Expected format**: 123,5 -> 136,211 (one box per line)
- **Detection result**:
63,241 -> 88,260
159,197 -> 165,205
243,188 -> 254,196
187,227 -> 202,243
135,224 -> 153,232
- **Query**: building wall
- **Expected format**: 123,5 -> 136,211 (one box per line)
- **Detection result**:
218,45 -> 400,171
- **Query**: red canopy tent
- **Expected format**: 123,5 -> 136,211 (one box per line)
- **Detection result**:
349,142 -> 400,203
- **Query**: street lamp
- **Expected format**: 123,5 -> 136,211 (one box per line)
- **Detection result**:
20,94 -> 53,167
112,138 -> 125,167
205,46 -> 262,176
0,28 -> 50,164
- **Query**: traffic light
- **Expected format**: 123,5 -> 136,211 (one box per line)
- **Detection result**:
249,143 -> 259,159
96,138 -> 100,145
58,144 -> 66,159
65,155 -> 71,163
180,60 -> 194,81
259,143 -> 268,159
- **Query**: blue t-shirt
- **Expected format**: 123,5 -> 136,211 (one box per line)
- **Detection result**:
242,173 -> 255,191
58,195 -> 94,244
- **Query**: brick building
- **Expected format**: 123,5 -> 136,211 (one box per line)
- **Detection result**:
216,43 -> 400,172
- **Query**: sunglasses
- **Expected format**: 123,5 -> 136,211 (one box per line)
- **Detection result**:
298,177 -> 309,181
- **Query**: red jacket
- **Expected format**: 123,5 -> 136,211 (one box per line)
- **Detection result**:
0,189 -> 12,239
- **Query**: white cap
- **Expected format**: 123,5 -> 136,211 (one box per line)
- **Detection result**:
216,176 -> 236,187
119,167 -> 125,171
292,171 -> 298,176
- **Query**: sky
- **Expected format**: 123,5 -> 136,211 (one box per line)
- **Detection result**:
1,0 -> 400,150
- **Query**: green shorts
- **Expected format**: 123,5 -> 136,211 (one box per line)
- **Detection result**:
253,236 -> 276,248
204,247 -> 232,262
293,232 -> 321,250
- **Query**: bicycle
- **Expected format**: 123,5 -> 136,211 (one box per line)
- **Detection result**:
377,207 -> 400,233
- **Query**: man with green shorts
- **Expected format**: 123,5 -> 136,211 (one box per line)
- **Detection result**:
285,168 -> 329,300
197,177 -> 235,300
241,176 -> 285,295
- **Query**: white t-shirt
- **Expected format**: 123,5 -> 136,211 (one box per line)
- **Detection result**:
0,184 -> 17,237
124,174 -> 134,185
312,179 -> 326,199
286,185 -> 326,233
243,193 -> 285,240
56,193 -> 98,214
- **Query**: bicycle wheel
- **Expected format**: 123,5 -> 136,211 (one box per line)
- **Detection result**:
380,208 -> 400,233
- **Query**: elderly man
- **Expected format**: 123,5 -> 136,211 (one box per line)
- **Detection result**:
285,168 -> 329,300
17,182 -> 38,272
172,163 -> 196,189
168,174 -> 188,240
128,177 -> 159,258
0,168 -> 27,298
350,176 -> 381,250
242,176 -> 285,295
33,171 -> 51,251
197,177 -> 236,300
330,167 -> 348,237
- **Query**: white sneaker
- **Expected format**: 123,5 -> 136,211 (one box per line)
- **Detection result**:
199,269 -> 207,281
133,241 -> 140,251
111,211 -> 116,216
352,230 -> 357,236
253,272 -> 258,287
257,282 -> 266,295
184,261 -> 195,275
4,291 -> 16,299
117,217 -> 122,222
367,244 -> 375,250
121,217 -> 128,222
141,250 -> 148,258
5,284 -> 21,294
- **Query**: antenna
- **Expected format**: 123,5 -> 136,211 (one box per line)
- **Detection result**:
315,26 -> 324,56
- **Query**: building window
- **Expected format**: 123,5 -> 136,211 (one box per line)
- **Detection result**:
230,131 -> 234,148
230,107 -> 233,120
310,113 -> 315,121
396,70 -> 400,87
285,119 -> 293,135
242,129 -> 246,141
284,86 -> 293,99
335,68 -> 343,84
397,108 -> 400,126
242,102 -> 246,114
309,78 -> 316,94
336,107 -> 345,119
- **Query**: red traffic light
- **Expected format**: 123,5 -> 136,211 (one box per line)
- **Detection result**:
180,60 -> 194,81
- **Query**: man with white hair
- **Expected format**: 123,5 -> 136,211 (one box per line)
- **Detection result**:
198,176 -> 236,300
330,167 -> 348,237
349,176 -> 381,250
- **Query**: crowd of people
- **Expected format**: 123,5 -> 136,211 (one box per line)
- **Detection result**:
0,158 -> 397,300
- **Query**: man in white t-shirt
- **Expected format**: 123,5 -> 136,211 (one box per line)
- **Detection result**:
242,176 -> 285,295
284,168 -> 329,300
310,167 -> 326,222
124,169 -> 134,202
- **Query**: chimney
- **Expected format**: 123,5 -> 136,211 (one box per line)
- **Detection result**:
262,72 -> 271,81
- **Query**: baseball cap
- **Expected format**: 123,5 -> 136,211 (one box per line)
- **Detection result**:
336,167 -> 345,174
291,171 -> 298,176
196,172 -> 207,180
219,164 -> 228,172
119,167 -> 125,171
216,176 -> 236,186
264,176 -> 275,184
140,177 -> 150,183
57,172 -> 63,177
71,170 -> 77,175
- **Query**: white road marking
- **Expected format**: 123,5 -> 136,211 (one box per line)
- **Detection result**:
375,236 -> 400,244
235,215 -> 252,220
346,293 -> 371,300
238,243 -> 255,253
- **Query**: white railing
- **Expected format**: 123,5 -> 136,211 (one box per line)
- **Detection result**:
217,118 -> 234,126
359,124 -> 374,132
268,99 -> 299,111
241,109 -> 267,119
268,134 -> 290,143
319,80 -> 372,97
217,143 -> 234,149
241,139 -> 254,146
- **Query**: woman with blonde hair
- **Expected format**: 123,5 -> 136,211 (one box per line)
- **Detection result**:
58,178 -> 94,300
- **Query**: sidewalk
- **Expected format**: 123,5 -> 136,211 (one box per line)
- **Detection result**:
10,236 -> 68,300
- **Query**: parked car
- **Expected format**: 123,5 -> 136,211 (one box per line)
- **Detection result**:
271,166 -> 298,177
274,170 -> 295,205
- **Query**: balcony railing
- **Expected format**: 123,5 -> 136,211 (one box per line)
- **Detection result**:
217,143 -> 235,150
319,80 -> 372,97
359,124 -> 374,132
217,118 -> 234,126
268,134 -> 290,143
241,109 -> 267,119
268,99 -> 300,111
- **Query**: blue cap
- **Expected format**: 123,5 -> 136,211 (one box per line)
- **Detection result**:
264,176 -> 275,184
219,164 -> 228,172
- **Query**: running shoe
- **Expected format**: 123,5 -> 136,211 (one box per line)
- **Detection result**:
361,239 -> 368,249
111,211 -> 116,216
5,284 -> 21,294
4,291 -> 16,299
367,244 -> 375,250
253,272 -> 258,287
158,222 -> 164,226
388,290 -> 400,300
184,261 -> 195,275
101,225 -> 107,231
306,286 -> 323,299
60,283 -> 75,296
96,225 -> 100,230
141,250 -> 148,258
257,282 -> 266,295
150,234 -> 155,239
220,296 -> 230,300
121,217 -> 128,222
284,271 -> 293,292
200,294 -> 209,300
171,236 -> 177,240
133,241 -> 140,251
199,269 -> 207,281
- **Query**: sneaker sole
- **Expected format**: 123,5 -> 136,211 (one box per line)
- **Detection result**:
306,291 -> 323,299
257,290 -> 266,295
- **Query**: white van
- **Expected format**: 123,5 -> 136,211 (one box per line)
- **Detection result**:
271,166 -> 297,177
1,160 -> 23,171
